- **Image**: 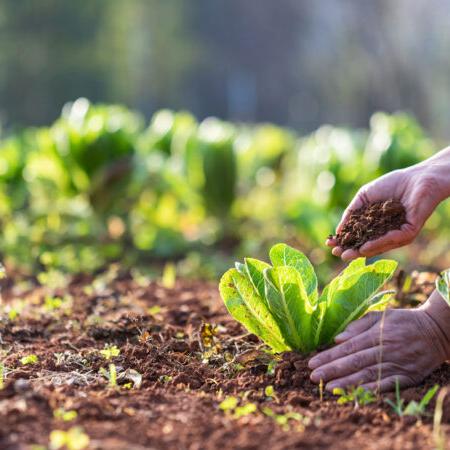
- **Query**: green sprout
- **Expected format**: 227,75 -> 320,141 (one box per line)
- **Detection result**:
385,379 -> 439,417
99,363 -> 117,388
53,408 -> 78,422
219,396 -> 257,419
262,407 -> 307,431
49,426 -> 89,450
99,344 -> 120,360
333,386 -> 376,408
44,296 -> 64,311
21,354 -> 39,365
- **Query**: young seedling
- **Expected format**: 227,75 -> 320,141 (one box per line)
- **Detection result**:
100,363 -> 117,388
219,396 -> 257,419
262,407 -> 308,431
333,386 -> 376,408
20,354 -> 39,365
44,296 -> 64,311
385,378 -> 439,417
53,408 -> 78,422
49,426 -> 89,450
220,243 -> 397,353
99,344 -> 120,360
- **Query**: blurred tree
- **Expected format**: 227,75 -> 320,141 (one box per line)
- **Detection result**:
1,0 -> 450,139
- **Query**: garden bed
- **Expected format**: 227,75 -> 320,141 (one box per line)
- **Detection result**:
0,272 -> 448,450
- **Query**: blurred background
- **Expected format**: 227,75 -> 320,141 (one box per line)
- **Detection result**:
0,0 -> 449,284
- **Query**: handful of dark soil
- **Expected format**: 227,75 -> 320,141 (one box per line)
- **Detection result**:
332,199 -> 407,250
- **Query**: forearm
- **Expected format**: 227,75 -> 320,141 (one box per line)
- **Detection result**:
417,147 -> 450,201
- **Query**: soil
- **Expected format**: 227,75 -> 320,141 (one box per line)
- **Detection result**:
334,199 -> 407,250
0,271 -> 449,450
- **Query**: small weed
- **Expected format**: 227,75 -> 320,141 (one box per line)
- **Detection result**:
263,407 -> 308,431
21,354 -> 39,365
159,375 -> 173,383
233,403 -> 257,418
333,386 -> 376,408
53,408 -> 78,422
385,379 -> 439,417
100,363 -> 117,387
99,344 -> 120,360
219,396 -> 238,411
49,426 -> 89,450
219,396 -> 257,419
264,385 -> 275,399
44,296 -> 64,311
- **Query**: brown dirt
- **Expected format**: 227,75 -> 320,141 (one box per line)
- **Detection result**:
0,272 -> 449,450
334,199 -> 407,250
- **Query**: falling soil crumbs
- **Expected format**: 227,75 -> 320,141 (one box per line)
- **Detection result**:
333,199 -> 407,250
0,271 -> 448,450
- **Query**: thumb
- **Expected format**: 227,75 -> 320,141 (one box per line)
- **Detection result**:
335,311 -> 381,342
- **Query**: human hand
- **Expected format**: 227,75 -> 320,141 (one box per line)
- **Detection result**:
308,290 -> 450,392
327,151 -> 450,261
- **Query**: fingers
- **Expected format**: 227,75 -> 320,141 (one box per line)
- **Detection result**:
361,374 -> 415,393
358,228 -> 415,257
308,329 -> 376,371
340,248 -> 361,261
332,247 -> 362,262
335,312 -> 381,342
324,363 -> 386,391
326,237 -> 338,247
310,346 -> 381,384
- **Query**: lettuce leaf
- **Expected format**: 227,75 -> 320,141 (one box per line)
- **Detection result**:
269,243 -> 318,303
219,268 -> 289,352
263,266 -> 313,352
318,259 -> 397,344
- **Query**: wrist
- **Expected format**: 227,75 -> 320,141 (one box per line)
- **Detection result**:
419,147 -> 450,201
419,290 -> 450,360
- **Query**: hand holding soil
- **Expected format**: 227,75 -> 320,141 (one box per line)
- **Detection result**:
327,146 -> 450,261
309,290 -> 450,392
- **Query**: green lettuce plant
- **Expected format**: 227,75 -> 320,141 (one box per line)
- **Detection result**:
219,243 -> 397,353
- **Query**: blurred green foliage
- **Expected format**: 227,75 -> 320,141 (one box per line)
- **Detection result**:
0,99 -> 448,279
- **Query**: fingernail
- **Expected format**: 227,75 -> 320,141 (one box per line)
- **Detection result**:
310,370 -> 323,383
335,332 -> 350,341
308,357 -> 319,369
326,382 -> 338,392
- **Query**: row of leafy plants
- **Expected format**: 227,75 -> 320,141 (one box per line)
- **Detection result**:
0,98 -> 448,277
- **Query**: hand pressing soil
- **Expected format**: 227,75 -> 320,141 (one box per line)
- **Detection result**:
331,199 -> 407,251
